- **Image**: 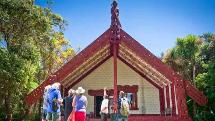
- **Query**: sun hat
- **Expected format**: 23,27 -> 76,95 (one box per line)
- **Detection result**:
75,87 -> 85,94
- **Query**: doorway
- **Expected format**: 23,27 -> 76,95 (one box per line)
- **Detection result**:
95,96 -> 103,117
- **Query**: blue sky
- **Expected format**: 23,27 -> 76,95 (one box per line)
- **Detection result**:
36,0 -> 215,56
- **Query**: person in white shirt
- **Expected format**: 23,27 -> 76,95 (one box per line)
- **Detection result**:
100,87 -> 109,121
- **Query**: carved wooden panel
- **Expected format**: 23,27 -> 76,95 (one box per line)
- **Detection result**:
185,80 -> 208,106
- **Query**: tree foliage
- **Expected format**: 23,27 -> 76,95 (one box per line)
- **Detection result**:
162,33 -> 215,120
0,0 -> 75,120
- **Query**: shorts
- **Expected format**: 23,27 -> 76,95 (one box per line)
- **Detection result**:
46,112 -> 61,121
101,113 -> 108,121
110,113 -> 117,121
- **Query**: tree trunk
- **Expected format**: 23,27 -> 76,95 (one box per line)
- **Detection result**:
6,114 -> 12,121
5,92 -> 12,121
17,105 -> 30,121
193,65 -> 197,117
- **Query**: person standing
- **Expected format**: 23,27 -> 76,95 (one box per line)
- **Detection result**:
118,91 -> 129,121
63,89 -> 75,121
108,96 -> 115,121
42,85 -> 51,121
47,83 -> 63,121
72,87 -> 87,121
100,87 -> 109,121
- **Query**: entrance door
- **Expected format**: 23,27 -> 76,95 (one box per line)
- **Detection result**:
95,96 -> 103,117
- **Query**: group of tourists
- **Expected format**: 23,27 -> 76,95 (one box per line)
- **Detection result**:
42,83 -> 130,121
101,88 -> 130,121
42,83 -> 87,121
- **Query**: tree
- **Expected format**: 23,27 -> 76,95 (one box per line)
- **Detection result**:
162,33 -> 215,120
0,0 -> 75,120
194,33 -> 215,121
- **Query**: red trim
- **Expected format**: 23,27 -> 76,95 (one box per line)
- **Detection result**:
166,85 -> 170,108
159,88 -> 165,115
185,80 -> 208,106
120,30 -> 206,117
25,29 -> 111,105
171,83 -> 176,115
132,92 -> 139,110
174,74 -> 189,117
113,43 -> 118,112
121,30 -> 175,81
120,28 -> 206,115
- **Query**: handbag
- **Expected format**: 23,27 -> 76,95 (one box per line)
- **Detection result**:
67,111 -> 75,121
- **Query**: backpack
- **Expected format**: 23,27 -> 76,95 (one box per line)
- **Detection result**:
52,98 -> 58,112
108,98 -> 114,114
120,98 -> 129,116
49,89 -> 60,112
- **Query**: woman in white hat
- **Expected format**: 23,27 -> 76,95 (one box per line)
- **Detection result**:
72,87 -> 87,121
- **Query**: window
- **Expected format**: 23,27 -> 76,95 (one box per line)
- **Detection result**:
126,92 -> 138,110
118,85 -> 139,110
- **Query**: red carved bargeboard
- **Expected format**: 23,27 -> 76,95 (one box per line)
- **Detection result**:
185,80 -> 208,106
24,29 -> 111,105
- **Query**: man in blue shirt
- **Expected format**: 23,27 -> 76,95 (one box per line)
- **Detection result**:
47,83 -> 63,121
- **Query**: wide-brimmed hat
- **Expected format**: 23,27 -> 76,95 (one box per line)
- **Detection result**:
76,87 -> 85,94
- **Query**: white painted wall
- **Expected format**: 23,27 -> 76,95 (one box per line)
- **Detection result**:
70,57 -> 160,114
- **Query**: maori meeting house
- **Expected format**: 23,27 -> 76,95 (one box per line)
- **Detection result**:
25,1 -> 207,121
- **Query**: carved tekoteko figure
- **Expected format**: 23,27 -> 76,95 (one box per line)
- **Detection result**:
111,0 -> 121,42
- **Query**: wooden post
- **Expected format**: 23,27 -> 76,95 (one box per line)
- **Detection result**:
113,43 -> 118,112
110,0 -> 121,113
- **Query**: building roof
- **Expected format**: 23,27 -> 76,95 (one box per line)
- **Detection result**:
25,1 -> 207,107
